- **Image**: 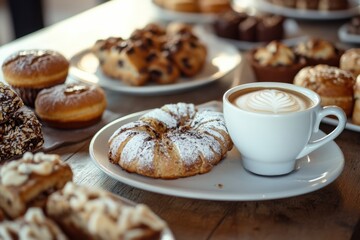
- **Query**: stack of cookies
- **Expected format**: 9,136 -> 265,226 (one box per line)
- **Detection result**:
0,82 -> 44,161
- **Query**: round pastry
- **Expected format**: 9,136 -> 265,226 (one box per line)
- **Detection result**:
293,64 -> 355,117
0,107 -> 44,161
248,41 -> 306,83
108,103 -> 233,179
294,38 -> 343,67
340,48 -> 360,77
352,75 -> 360,125
0,82 -> 24,124
35,83 -> 107,129
2,50 -> 69,107
163,0 -> 199,12
198,0 -> 231,13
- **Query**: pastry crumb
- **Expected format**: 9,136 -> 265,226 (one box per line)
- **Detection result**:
215,183 -> 224,189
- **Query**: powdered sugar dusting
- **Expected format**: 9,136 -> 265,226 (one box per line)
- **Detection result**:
120,132 -> 151,167
141,109 -> 177,129
108,103 -> 232,178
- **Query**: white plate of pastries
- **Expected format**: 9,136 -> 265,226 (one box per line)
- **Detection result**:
254,0 -> 360,20
89,102 -> 344,201
69,22 -> 241,95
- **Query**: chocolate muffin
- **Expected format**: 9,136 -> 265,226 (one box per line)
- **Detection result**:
294,38 -> 343,67
248,41 -> 306,83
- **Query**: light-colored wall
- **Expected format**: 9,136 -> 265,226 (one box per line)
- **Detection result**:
0,0 -> 99,45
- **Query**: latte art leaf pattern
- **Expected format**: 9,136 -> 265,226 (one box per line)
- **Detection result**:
235,89 -> 308,114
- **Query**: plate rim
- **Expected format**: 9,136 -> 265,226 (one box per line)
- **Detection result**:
89,108 -> 345,201
255,0 -> 360,20
338,23 -> 360,44
69,33 -> 241,95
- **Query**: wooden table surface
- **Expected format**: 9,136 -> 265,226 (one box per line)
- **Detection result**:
0,0 -> 359,239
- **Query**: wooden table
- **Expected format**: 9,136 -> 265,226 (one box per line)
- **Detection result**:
0,1 -> 359,239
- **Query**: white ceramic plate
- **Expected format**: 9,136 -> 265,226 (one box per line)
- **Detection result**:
69,31 -> 241,96
205,19 -> 308,50
254,0 -> 360,20
89,109 -> 344,201
338,23 -> 360,44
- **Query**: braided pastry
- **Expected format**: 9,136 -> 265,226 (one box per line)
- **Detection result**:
108,103 -> 233,179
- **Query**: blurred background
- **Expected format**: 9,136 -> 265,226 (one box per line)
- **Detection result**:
0,0 -> 100,45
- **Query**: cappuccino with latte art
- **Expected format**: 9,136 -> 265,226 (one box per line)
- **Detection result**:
229,88 -> 314,114
223,82 -> 346,176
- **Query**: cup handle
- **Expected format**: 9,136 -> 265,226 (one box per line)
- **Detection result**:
296,106 -> 347,159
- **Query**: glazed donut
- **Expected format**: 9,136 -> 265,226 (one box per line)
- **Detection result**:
0,107 -> 44,161
35,84 -> 107,129
352,75 -> 360,125
0,82 -> 23,124
2,49 -> 69,107
294,64 -> 355,117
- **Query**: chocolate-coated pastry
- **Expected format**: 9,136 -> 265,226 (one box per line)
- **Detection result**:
0,82 -> 23,124
0,107 -> 44,161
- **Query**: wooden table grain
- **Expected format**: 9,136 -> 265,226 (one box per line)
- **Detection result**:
0,1 -> 359,239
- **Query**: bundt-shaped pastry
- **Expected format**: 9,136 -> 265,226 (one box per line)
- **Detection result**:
108,103 -> 233,179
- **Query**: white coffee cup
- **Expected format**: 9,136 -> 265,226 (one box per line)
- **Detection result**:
223,82 -> 346,176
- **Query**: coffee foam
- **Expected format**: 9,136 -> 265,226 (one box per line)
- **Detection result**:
234,89 -> 308,114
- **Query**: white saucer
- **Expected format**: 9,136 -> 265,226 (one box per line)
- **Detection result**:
89,109 -> 344,201
69,28 -> 241,96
